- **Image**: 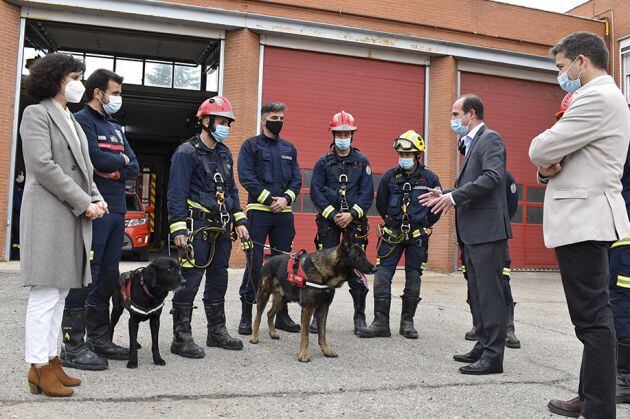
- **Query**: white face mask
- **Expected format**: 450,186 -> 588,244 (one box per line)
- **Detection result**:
64,80 -> 85,103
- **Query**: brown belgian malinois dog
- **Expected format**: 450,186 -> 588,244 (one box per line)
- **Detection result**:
250,236 -> 377,362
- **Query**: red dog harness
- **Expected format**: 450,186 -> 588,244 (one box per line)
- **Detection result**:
120,270 -> 165,316
287,250 -> 330,289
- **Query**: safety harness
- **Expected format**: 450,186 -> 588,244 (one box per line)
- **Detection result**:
375,170 -> 431,259
119,270 -> 165,317
287,250 -> 330,289
179,139 -> 236,269
338,173 -> 349,213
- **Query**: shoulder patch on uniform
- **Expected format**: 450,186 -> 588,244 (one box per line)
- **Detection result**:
366,165 -> 372,175
510,183 -> 517,194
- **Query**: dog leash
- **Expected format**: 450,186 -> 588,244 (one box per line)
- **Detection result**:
239,239 -> 299,305
247,239 -> 294,256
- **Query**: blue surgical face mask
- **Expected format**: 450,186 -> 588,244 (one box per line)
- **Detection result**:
335,137 -> 351,151
557,57 -> 583,93
450,115 -> 470,137
399,157 -> 415,171
102,94 -> 122,115
211,124 -> 230,142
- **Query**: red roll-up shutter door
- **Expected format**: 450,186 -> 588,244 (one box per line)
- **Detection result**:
460,72 -> 565,268
262,47 -> 425,263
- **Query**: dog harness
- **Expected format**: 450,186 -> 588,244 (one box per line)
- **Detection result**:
120,270 -> 165,316
287,250 -> 330,289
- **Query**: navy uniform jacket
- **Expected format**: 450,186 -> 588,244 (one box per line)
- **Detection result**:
75,105 -> 139,213
168,135 -> 246,238
505,171 -> 518,219
237,134 -> 302,212
622,148 -> 630,215
310,147 -> 374,220
376,164 -> 441,228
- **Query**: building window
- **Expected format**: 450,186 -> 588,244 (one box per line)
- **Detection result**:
23,49 -> 215,91
84,54 -> 114,78
623,50 -> 630,104
144,61 -> 173,88
115,58 -> 143,85
174,63 -> 201,90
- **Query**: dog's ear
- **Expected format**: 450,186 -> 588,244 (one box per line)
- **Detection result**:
143,263 -> 158,288
339,233 -> 352,254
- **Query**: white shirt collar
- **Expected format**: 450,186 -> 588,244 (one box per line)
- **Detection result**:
466,122 -> 485,140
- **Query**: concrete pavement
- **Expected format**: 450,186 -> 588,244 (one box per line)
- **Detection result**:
1,262 -> 628,418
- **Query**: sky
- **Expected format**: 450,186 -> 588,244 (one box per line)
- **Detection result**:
492,0 -> 589,13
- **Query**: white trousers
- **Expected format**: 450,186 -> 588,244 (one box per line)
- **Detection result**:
25,286 -> 70,364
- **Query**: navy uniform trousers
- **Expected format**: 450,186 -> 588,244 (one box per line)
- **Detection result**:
65,212 -> 125,309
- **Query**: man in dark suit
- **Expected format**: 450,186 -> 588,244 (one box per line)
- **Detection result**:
420,94 -> 512,375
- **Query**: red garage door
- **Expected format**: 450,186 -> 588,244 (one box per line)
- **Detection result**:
262,47 -> 425,262
460,72 -> 565,268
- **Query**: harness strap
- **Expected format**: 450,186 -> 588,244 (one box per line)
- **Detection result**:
120,270 -> 165,316
287,251 -> 331,289
127,301 -> 165,316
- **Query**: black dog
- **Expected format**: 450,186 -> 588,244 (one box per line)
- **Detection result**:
111,257 -> 186,369
250,237 -> 377,362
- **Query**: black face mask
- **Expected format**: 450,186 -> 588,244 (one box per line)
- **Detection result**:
265,120 -> 283,136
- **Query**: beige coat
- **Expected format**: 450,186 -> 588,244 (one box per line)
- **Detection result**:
529,75 -> 630,248
19,98 -> 102,288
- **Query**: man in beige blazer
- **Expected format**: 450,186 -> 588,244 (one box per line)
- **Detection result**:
530,32 -> 630,419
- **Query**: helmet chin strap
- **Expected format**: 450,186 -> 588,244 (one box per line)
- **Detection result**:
202,116 -> 216,133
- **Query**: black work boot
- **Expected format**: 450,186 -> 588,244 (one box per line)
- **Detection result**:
465,299 -> 478,341
309,317 -> 318,334
86,304 -> 129,360
171,303 -> 205,359
350,288 -> 368,335
238,298 -> 253,336
275,302 -> 300,333
358,298 -> 391,338
505,302 -> 521,349
617,341 -> 630,403
203,300 -> 243,350
60,308 -> 108,371
399,295 -> 421,339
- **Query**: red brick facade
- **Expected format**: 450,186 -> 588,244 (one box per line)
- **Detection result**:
222,28 -> 261,266
0,2 -> 20,259
570,0 -> 630,88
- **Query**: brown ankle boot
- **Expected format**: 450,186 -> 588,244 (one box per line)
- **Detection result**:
50,356 -> 81,387
28,364 -> 73,397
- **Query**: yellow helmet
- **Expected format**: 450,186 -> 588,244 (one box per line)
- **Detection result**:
393,130 -> 425,154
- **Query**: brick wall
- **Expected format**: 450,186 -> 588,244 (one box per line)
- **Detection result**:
569,0 -> 630,87
222,28 -> 260,267
166,0 -> 605,55
426,57 -> 458,272
0,2 -> 20,261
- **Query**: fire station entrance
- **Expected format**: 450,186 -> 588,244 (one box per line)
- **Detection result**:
10,19 -> 223,260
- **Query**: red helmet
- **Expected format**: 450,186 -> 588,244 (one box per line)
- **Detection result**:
197,96 -> 235,121
329,110 -> 357,132
555,93 -> 574,120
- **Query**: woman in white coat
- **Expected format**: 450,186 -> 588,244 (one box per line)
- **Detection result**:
20,53 -> 107,397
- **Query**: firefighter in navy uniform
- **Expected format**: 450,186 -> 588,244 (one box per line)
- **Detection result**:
611,148 -> 630,404
309,111 -> 374,334
168,96 -> 249,358
62,69 -> 139,371
461,169 -> 521,349
237,102 -> 302,335
358,130 -> 441,339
